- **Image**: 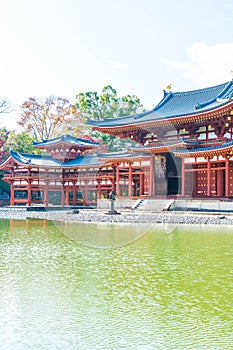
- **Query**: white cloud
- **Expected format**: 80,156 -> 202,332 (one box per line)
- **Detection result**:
225,2 -> 233,13
108,59 -> 130,69
162,43 -> 233,86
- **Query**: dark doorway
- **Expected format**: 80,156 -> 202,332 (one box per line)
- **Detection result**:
166,153 -> 182,195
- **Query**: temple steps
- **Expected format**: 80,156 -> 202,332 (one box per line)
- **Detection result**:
134,199 -> 174,212
131,199 -> 144,209
97,198 -> 174,211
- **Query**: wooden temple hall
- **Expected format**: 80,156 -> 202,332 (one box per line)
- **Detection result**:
1,80 -> 233,206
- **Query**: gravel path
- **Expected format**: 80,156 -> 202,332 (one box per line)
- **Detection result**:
0,208 -> 233,225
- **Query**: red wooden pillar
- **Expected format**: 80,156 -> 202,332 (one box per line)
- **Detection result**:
217,169 -> 224,197
28,180 -> 32,206
139,171 -> 144,196
112,166 -> 116,192
207,157 -> 211,197
149,155 -> 155,197
83,179 -> 88,205
61,183 -> 65,206
181,158 -> 185,196
27,168 -> 31,206
193,158 -> 197,197
72,181 -> 77,206
10,168 -> 15,206
97,180 -> 101,199
44,181 -> 48,206
43,170 -> 49,206
116,163 -> 120,196
10,181 -> 14,206
65,188 -> 69,205
225,156 -> 229,197
128,162 -> 132,197
192,171 -> 197,197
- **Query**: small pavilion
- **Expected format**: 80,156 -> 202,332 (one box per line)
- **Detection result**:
0,134 -> 150,206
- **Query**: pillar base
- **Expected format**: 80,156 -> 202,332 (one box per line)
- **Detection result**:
105,210 -> 121,215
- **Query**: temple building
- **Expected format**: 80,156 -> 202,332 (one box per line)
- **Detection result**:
1,80 -> 233,206
90,80 -> 233,199
0,134 -> 151,206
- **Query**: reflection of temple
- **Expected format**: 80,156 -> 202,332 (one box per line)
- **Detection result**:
1,80 -> 233,206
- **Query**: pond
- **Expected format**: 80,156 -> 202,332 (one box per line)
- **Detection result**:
0,218 -> 232,349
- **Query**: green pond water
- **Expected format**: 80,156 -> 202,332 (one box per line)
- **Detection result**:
0,219 -> 232,350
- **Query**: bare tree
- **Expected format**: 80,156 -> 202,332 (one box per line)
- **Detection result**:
0,99 -> 12,114
18,96 -> 82,141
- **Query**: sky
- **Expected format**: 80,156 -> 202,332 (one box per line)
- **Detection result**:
0,0 -> 233,131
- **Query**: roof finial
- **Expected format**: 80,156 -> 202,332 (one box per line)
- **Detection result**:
166,83 -> 172,92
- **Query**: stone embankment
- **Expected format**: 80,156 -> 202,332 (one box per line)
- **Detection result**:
0,208 -> 233,225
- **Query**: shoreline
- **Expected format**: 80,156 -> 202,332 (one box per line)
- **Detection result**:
1,208 -> 233,225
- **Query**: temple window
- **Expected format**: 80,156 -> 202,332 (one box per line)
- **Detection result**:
196,157 -> 206,162
224,132 -> 231,139
208,132 -> 217,139
166,130 -> 177,136
197,133 -> 206,140
179,129 -> 188,135
218,155 -> 225,161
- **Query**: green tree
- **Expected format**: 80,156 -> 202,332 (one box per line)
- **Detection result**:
75,85 -> 144,151
18,96 -> 82,141
5,131 -> 43,154
0,128 -> 11,160
77,85 -> 143,121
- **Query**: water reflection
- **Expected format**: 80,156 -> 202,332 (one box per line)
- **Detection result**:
55,219 -> 179,249
57,221 -> 158,249
0,219 -> 232,349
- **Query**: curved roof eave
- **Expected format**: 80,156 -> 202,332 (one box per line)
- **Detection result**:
0,151 -> 104,169
174,140 -> 233,158
91,99 -> 233,132
90,81 -> 233,131
0,151 -> 63,168
62,156 -> 104,168
33,134 -> 100,148
0,153 -> 14,168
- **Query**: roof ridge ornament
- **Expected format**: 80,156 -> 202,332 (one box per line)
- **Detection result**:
163,83 -> 172,97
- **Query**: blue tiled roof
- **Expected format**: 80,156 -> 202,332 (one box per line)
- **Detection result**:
33,134 -> 100,147
89,81 -> 233,128
174,140 -> 233,154
9,151 -> 62,167
0,150 -> 151,170
0,151 -> 103,168
63,155 -> 104,167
